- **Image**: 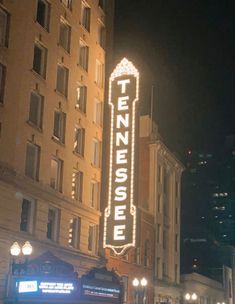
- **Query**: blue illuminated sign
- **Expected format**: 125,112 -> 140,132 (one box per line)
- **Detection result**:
16,278 -> 77,297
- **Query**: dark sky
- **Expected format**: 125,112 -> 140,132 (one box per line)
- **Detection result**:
113,0 -> 234,158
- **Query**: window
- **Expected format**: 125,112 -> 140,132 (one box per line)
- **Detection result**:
25,142 -> 40,180
56,64 -> 69,97
89,181 -> 100,208
28,91 -> 44,128
91,138 -> 101,167
79,41 -> 89,71
134,247 -> 141,265
175,207 -> 178,224
50,157 -> 63,191
33,42 -> 47,78
0,7 -> 9,47
88,224 -> 97,252
76,85 -> 87,113
163,230 -> 166,249
98,22 -> 105,48
163,168 -> 168,193
157,194 -> 161,212
20,197 -> 35,233
0,63 -> 6,104
95,60 -> 104,87
162,262 -> 166,277
61,0 -> 72,9
68,217 -> 81,248
175,264 -> 178,282
59,19 -> 71,52
175,234 -> 178,252
144,239 -> 150,267
157,165 -> 161,182
74,127 -> 85,156
98,0 -> 106,11
94,99 -> 103,126
81,2 -> 90,31
47,207 -> 59,241
71,170 -> 83,201
156,257 -> 161,278
53,111 -> 66,143
175,180 -> 179,197
36,0 -> 50,30
157,224 -> 161,243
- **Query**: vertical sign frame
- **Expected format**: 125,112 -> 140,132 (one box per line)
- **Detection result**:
103,58 -> 139,255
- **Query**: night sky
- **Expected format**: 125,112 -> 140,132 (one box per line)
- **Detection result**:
113,0 -> 234,159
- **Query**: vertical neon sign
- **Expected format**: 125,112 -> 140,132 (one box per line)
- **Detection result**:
103,58 -> 139,255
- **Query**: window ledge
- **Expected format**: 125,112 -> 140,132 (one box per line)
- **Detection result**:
73,150 -> 84,159
54,89 -> 68,100
31,69 -> 46,82
34,20 -> 49,33
75,105 -> 87,116
26,120 -> 43,132
57,43 -> 71,55
51,136 -> 65,146
77,64 -> 88,73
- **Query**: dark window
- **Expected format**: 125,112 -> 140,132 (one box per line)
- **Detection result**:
56,65 -> 69,97
50,157 -> 63,192
81,3 -> 90,32
144,239 -> 150,267
61,0 -> 72,9
36,0 -> 50,30
33,43 -> 47,78
53,111 -> 66,143
59,20 -> 71,52
0,7 -> 10,47
98,23 -> 105,48
47,208 -> 59,241
20,199 -> 31,232
28,91 -> 44,128
0,63 -> 6,104
79,43 -> 89,71
98,0 -> 106,11
25,142 -> 40,180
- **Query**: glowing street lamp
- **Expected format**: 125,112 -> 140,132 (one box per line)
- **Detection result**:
10,241 -> 33,275
132,277 -> 148,304
184,292 -> 198,303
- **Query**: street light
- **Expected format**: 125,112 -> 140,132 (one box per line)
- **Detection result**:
10,241 -> 33,275
132,277 -> 148,304
184,293 -> 198,303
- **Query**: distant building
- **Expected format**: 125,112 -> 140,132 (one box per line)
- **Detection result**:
0,0 -> 114,302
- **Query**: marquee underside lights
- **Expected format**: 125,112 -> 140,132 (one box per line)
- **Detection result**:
103,58 -> 139,255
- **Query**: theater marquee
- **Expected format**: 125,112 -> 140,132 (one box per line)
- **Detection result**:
103,58 -> 139,255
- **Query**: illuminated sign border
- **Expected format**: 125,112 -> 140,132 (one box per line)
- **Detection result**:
103,57 -> 139,255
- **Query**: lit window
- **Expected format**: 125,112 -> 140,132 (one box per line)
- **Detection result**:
28,91 -> 44,128
74,127 -> 85,156
68,217 -> 81,248
88,224 -> 97,253
81,2 -> 90,32
59,19 -> 71,52
0,63 -> 6,104
36,0 -> 50,30
71,170 -> 83,201
89,180 -> 100,209
50,157 -> 63,192
33,42 -> 47,78
56,64 -> 69,97
20,197 -> 35,233
98,22 -> 105,48
93,99 -> 103,126
47,207 -> 60,241
76,85 -> 87,113
91,138 -> 101,167
53,111 -> 66,143
61,0 -> 72,9
95,60 -> 104,87
0,7 -> 10,47
79,41 -> 89,71
25,142 -> 40,180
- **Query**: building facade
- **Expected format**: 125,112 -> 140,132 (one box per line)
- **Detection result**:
0,0 -> 114,303
104,115 -> 184,304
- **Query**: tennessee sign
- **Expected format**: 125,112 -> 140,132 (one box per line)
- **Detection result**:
103,58 -> 139,255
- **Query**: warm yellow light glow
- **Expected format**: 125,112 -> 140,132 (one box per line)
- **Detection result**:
10,242 -> 21,256
132,278 -> 139,287
22,241 -> 33,256
185,293 -> 191,301
192,293 -> 198,301
140,278 -> 148,287
103,57 -> 139,255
